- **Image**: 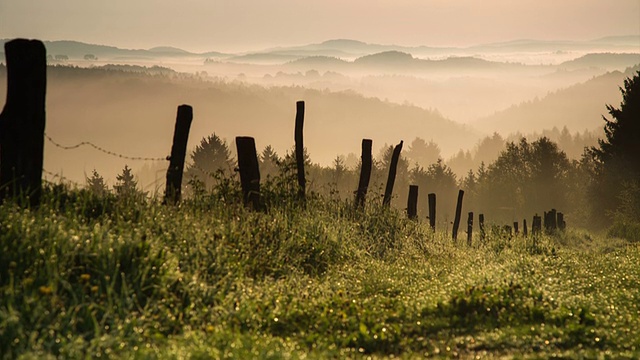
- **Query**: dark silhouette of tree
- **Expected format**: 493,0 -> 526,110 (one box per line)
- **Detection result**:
259,145 -> 280,179
113,165 -> 138,197
589,71 -> 640,222
185,134 -> 234,190
86,169 -> 108,195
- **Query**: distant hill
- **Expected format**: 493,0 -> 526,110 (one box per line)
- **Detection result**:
0,39 -> 230,61
0,65 -> 479,182
228,53 -> 302,64
473,65 -> 640,134
557,53 -> 640,71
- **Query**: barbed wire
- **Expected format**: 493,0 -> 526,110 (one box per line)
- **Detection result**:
44,133 -> 169,162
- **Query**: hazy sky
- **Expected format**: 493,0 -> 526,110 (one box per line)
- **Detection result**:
2,0 -> 639,52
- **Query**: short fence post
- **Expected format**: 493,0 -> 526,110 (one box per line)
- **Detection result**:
0,39 -> 47,206
479,213 -> 485,241
428,193 -> 436,230
355,139 -> 373,209
452,189 -> 464,241
523,219 -> 528,237
236,136 -> 261,210
533,214 -> 541,235
294,100 -> 306,201
514,221 -> 519,235
557,212 -> 566,230
407,185 -> 418,220
467,212 -> 473,246
550,209 -> 558,231
163,105 -> 193,205
383,141 -> 403,207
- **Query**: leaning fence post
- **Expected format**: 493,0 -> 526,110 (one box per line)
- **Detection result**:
0,39 -> 47,206
407,185 -> 418,220
467,212 -> 473,246
163,105 -> 193,205
479,213 -> 485,241
428,193 -> 436,230
452,189 -> 464,241
294,101 -> 306,201
355,139 -> 373,209
236,136 -> 262,210
383,141 -> 403,207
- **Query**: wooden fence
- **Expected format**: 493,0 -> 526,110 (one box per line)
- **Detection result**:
0,38 -> 569,243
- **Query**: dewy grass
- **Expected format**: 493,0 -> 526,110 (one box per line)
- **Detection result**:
1,182 -> 639,358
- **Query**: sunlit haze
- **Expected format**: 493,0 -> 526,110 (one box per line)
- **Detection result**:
2,0 -> 639,52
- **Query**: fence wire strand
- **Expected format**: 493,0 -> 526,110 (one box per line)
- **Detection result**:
44,133 -> 169,162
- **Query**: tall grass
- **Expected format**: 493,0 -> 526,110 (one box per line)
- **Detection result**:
1,177 -> 639,358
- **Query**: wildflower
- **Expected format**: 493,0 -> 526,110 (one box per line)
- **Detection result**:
80,274 -> 91,282
39,286 -> 53,295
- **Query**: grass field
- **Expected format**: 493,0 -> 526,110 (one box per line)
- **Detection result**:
1,182 -> 639,359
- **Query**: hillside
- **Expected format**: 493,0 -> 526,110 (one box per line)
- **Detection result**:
473,65 -> 640,134
0,65 -> 478,183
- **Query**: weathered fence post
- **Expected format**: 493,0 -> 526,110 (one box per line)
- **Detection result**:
514,221 -> 519,235
163,105 -> 193,205
523,219 -> 528,237
383,141 -> 403,207
294,100 -> 306,201
0,39 -> 47,206
533,214 -> 542,235
236,136 -> 261,209
355,139 -> 373,208
479,214 -> 485,241
407,185 -> 418,220
557,212 -> 566,230
452,189 -> 464,241
467,212 -> 473,246
428,193 -> 436,230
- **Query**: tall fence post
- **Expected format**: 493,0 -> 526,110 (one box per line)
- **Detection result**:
236,136 -> 261,210
428,193 -> 436,230
294,100 -> 306,201
407,185 -> 418,220
163,105 -> 193,205
467,212 -> 473,246
479,213 -> 485,241
383,141 -> 403,207
355,139 -> 373,209
0,39 -> 47,206
452,190 -> 464,241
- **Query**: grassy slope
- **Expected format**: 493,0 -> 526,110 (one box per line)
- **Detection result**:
1,183 -> 639,359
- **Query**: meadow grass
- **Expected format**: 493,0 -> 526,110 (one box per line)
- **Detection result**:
1,183 -> 639,359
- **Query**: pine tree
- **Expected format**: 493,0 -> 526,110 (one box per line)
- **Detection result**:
589,71 -> 640,222
113,165 -> 138,197
86,169 -> 108,195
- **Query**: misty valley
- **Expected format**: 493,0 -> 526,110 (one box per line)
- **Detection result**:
1,36 -> 640,358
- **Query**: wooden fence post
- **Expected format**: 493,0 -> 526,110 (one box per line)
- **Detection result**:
557,212 -> 566,230
294,100 -> 306,201
550,209 -> 557,232
236,136 -> 261,209
0,39 -> 47,206
479,213 -> 485,241
514,221 -> 519,235
407,185 -> 418,219
452,189 -> 464,241
523,219 -> 528,237
163,105 -> 193,205
355,139 -> 373,208
467,212 -> 473,246
428,193 -> 436,230
383,140 -> 403,207
533,214 -> 541,235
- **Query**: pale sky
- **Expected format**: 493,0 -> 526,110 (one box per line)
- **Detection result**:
1,0 -> 639,52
